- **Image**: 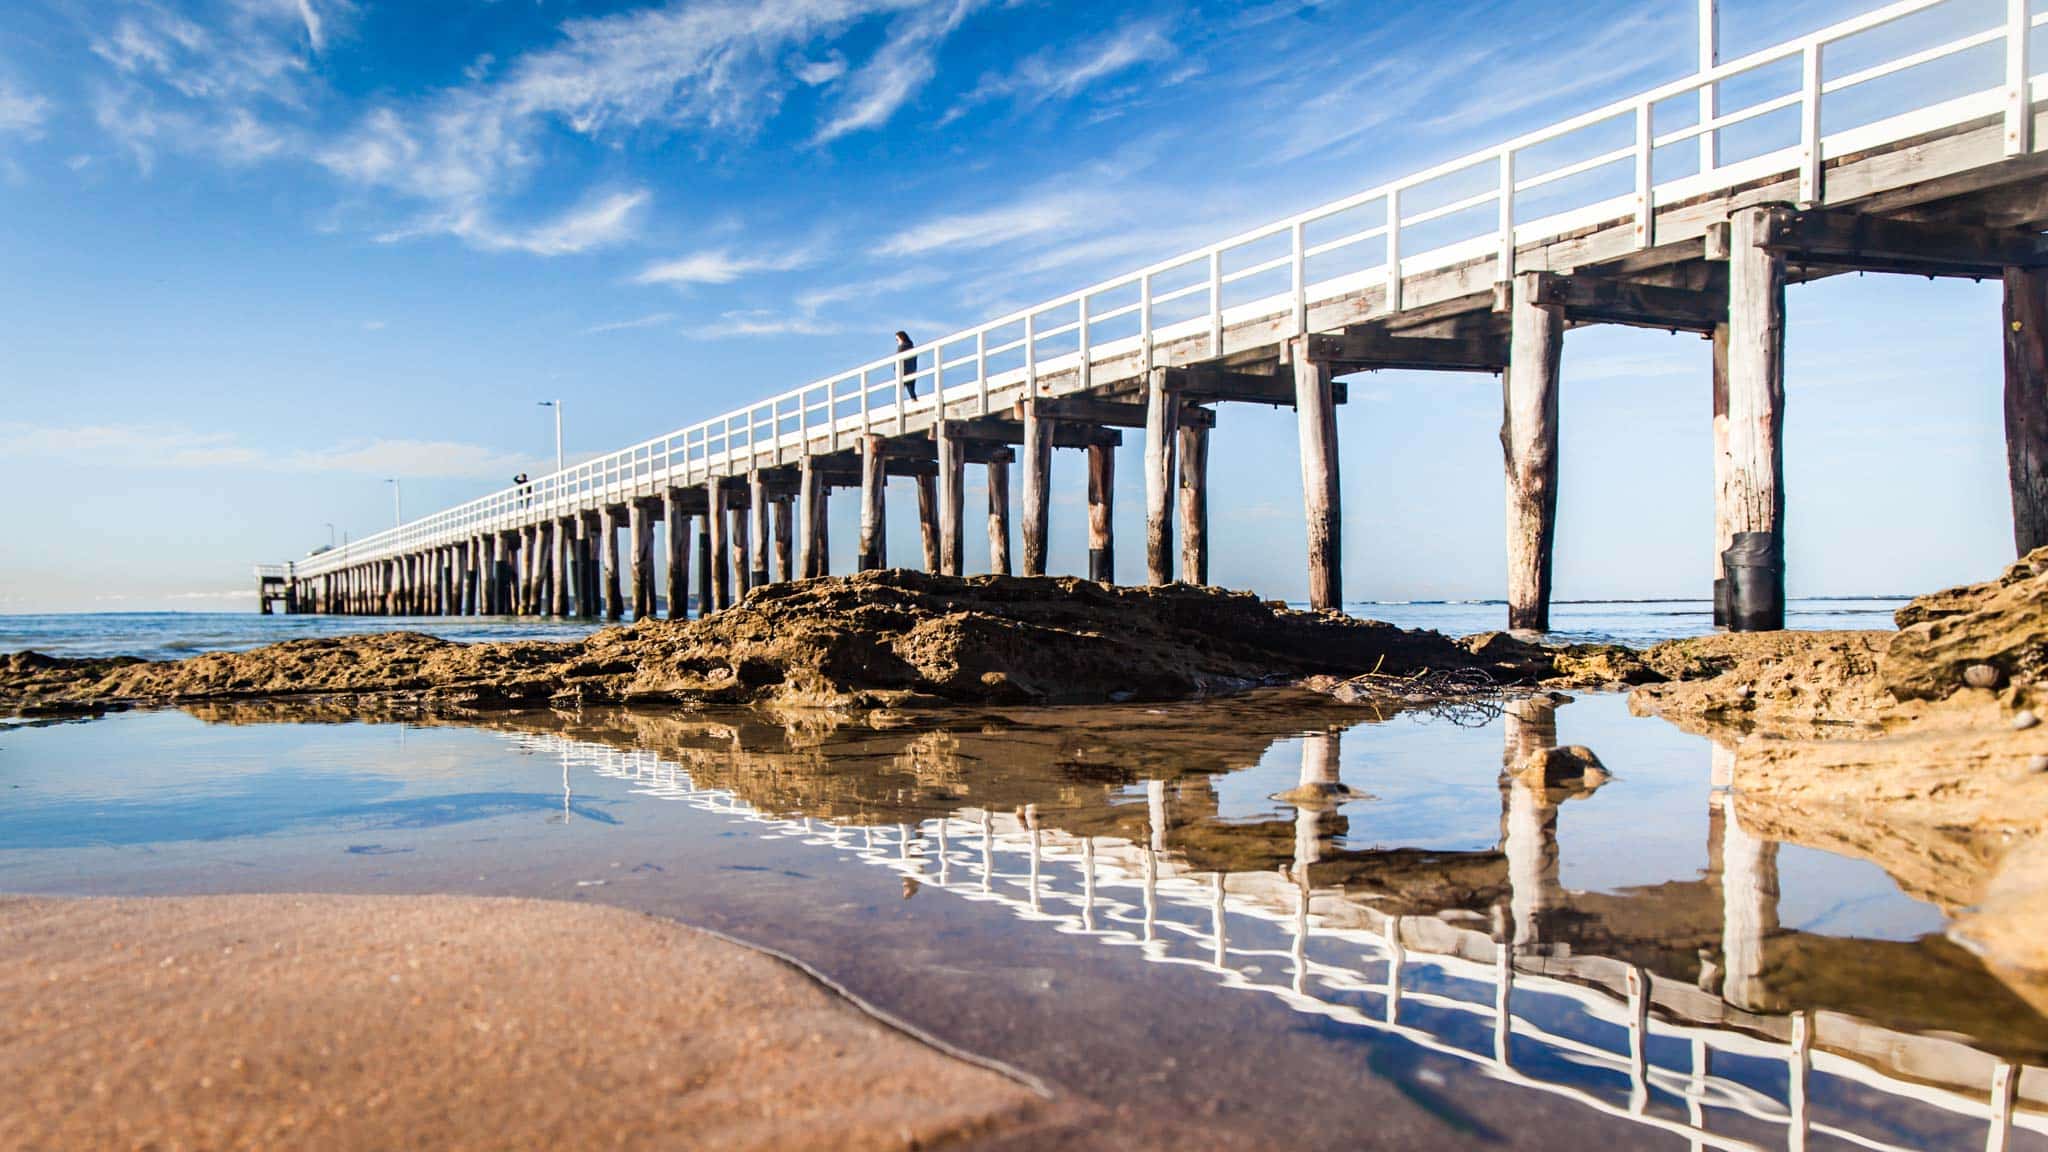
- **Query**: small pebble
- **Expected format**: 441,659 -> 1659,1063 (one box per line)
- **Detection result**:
2030,754 -> 2048,774
2015,710 -> 2040,731
1964,663 -> 2002,689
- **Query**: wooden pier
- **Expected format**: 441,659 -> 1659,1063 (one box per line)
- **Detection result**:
269,0 -> 2048,630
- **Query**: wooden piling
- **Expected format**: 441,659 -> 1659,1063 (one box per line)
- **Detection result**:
987,449 -> 1012,576
1726,206 -> 1788,627
1145,368 -> 1179,586
1504,270 -> 1566,632
1021,396 -> 1054,576
1289,338 -> 1343,612
748,472 -> 771,590
773,496 -> 794,583
916,474 -> 940,572
1711,322 -> 1732,621
574,515 -> 594,619
2005,266 -> 2048,555
630,500 -> 655,620
601,505 -> 624,621
664,490 -> 690,619
552,518 -> 571,617
858,434 -> 887,571
730,503 -> 751,601
1178,415 -> 1210,586
936,421 -> 965,576
706,476 -> 730,612
800,457 -> 828,578
1087,442 -> 1114,583
695,524 -> 713,619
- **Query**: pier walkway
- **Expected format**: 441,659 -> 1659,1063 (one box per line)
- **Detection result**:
264,0 -> 2048,629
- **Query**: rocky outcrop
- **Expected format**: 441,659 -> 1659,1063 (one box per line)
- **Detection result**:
0,571 -> 1605,716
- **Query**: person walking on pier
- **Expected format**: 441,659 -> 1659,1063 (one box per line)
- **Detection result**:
514,472 -> 531,509
895,330 -> 917,400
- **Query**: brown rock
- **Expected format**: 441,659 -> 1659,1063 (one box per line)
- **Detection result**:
1518,745 -> 1607,788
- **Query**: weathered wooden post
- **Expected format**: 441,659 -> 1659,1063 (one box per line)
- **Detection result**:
1178,412 -> 1210,586
2004,266 -> 2048,555
1145,368 -> 1179,585
748,472 -> 771,590
800,457 -> 829,578
630,500 -> 655,619
1711,323 -> 1732,624
1021,396 -> 1054,576
572,515 -> 593,618
987,448 -> 1012,576
773,496 -> 794,583
916,474 -> 941,572
600,505 -> 624,621
695,525 -> 713,619
1724,206 -> 1788,631
1504,270 -> 1565,632
664,490 -> 690,620
552,518 -> 571,617
706,475 -> 730,611
1288,338 -> 1343,612
730,500 -> 752,600
936,421 -> 965,576
532,527 -> 551,616
858,434 -> 887,571
1087,442 -> 1114,582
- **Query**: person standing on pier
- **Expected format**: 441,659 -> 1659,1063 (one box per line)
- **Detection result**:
895,331 -> 917,400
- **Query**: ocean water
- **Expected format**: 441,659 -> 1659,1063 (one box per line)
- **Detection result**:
3,693 -> 2039,1149
0,597 -> 1908,662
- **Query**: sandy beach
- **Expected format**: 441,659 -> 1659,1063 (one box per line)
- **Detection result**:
0,894 -> 1054,1151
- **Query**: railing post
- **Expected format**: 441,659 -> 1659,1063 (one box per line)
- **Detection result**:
1291,220 -> 1307,336
1208,250 -> 1224,356
1386,187 -> 1403,312
1798,43 -> 1823,207
1497,148 -> 1516,283
1699,0 -> 1719,174
1634,100 -> 1655,249
2012,0 -> 2035,156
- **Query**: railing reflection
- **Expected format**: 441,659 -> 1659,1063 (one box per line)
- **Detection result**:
493,724 -> 2043,1152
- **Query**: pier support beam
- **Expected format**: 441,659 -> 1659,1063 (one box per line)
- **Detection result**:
1725,206 -> 1788,630
1145,368 -> 1179,586
695,524 -> 713,619
748,472 -> 770,590
482,542 -> 499,616
664,490 -> 691,620
858,435 -> 887,571
1712,323 -> 1732,624
773,496 -> 794,583
1504,270 -> 1566,632
1178,413 -> 1210,586
800,457 -> 829,579
600,505 -> 624,621
936,421 -> 966,576
1021,396 -> 1054,576
987,448 -> 1012,576
916,474 -> 941,572
1087,442 -> 1114,582
2005,266 -> 2048,554
1288,338 -> 1343,611
706,476 -> 730,612
552,518 -> 571,617
630,500 -> 655,620
574,515 -> 595,619
730,499 -> 751,600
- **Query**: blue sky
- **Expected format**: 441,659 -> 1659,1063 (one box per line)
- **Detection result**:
0,0 -> 2019,612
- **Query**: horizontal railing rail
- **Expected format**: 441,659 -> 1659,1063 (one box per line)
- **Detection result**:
283,0 -> 2043,579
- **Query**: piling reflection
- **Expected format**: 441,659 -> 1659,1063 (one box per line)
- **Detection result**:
186,693 -> 2048,1148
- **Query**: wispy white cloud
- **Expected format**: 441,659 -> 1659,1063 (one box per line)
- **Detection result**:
0,80 -> 50,139
943,20 -> 1174,125
634,246 -> 813,286
878,188 -> 1101,257
375,189 -> 650,256
581,311 -> 675,335
0,423 -> 532,479
690,309 -> 845,338
813,0 -> 980,143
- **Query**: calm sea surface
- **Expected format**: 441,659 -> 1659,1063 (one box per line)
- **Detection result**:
0,597 -> 1908,661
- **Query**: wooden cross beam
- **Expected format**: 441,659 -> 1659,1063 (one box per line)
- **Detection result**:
1034,398 -> 1211,431
1304,328 -> 1508,373
1755,206 -> 2048,279
1159,365 -> 1304,405
1514,270 -> 1725,335
936,416 -> 1129,446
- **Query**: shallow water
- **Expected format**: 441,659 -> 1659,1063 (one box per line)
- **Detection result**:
0,597 -> 1908,662
2,691 -> 2039,1150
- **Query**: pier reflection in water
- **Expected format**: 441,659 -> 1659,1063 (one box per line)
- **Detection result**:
3,691 -> 2044,1150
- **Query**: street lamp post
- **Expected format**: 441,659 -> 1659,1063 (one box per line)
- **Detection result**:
324,522 -> 335,549
539,400 -> 563,474
385,478 -> 401,528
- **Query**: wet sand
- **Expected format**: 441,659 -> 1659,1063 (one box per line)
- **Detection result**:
0,894 -> 1056,1151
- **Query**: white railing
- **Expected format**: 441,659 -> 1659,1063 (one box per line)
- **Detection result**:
515,731 -> 2047,1151
287,0 -> 2044,580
